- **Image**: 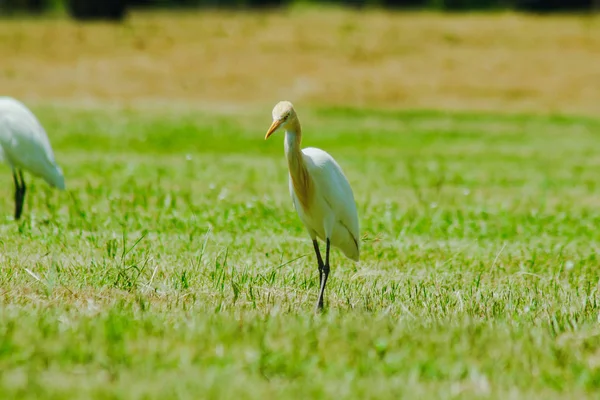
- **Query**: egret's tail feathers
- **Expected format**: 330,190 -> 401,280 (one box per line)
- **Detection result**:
337,233 -> 359,262
342,245 -> 360,262
334,222 -> 360,262
42,164 -> 66,190
53,173 -> 66,190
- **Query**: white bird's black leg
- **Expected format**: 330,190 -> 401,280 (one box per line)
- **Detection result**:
315,238 -> 331,312
13,170 -> 26,220
13,170 -> 20,219
312,239 -> 325,289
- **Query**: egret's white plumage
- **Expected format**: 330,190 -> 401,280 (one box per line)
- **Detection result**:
265,100 -> 359,311
0,97 -> 65,220
288,147 -> 360,261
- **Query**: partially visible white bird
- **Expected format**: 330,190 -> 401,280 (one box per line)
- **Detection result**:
265,101 -> 359,311
0,97 -> 65,220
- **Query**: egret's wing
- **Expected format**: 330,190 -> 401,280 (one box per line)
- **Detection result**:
302,147 -> 360,241
0,97 -> 65,189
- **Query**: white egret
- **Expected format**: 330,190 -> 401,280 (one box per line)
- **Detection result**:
0,97 -> 65,220
265,101 -> 359,311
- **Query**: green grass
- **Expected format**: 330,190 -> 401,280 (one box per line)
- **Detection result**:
1,104 -> 600,399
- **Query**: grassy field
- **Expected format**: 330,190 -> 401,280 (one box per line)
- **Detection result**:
2,7 -> 600,400
1,104 -> 600,398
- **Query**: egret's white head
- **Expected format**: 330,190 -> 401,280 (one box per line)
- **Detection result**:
265,100 -> 296,140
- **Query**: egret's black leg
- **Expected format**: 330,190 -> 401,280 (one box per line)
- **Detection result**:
13,171 -> 19,218
13,170 -> 26,220
18,170 -> 26,220
313,239 -> 325,288
13,171 -> 23,220
316,238 -> 331,312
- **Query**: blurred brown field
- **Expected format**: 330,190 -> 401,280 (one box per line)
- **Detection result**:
1,8 -> 600,115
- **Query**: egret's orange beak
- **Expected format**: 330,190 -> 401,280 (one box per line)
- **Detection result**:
265,119 -> 283,140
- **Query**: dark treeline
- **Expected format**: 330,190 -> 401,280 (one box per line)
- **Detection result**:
0,0 -> 598,20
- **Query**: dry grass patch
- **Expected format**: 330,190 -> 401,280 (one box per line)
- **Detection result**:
0,8 -> 600,114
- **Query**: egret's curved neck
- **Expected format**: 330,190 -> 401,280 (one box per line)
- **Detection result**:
284,118 -> 303,171
283,117 -> 311,209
